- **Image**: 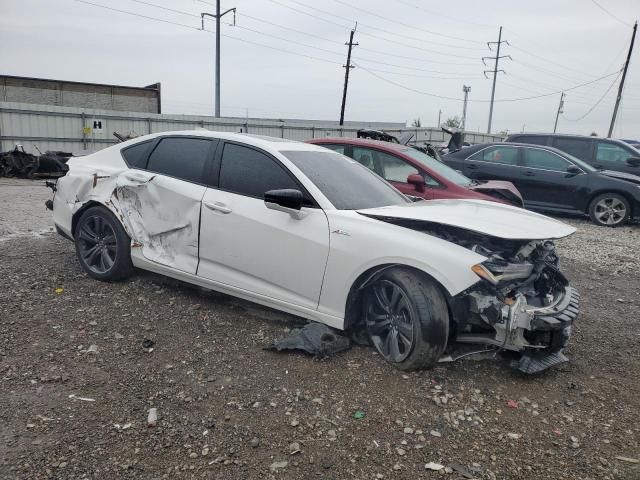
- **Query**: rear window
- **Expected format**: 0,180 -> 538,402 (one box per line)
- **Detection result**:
146,137 -> 212,183
281,150 -> 408,210
121,141 -> 153,168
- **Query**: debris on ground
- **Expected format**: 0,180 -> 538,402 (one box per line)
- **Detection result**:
147,408 -> 158,427
68,394 -> 95,402
425,462 -> 445,471
266,322 -> 351,357
0,145 -> 71,178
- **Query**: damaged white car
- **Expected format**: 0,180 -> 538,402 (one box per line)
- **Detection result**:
50,131 -> 579,373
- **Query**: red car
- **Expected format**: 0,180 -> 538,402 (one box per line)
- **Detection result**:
307,138 -> 523,206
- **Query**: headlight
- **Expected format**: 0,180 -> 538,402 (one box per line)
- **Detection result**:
472,261 -> 534,285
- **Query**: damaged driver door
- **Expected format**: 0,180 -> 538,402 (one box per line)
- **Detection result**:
117,136 -> 217,274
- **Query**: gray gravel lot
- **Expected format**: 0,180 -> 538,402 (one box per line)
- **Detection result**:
1,179 -> 639,479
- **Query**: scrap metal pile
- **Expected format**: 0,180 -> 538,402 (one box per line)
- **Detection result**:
0,145 -> 71,178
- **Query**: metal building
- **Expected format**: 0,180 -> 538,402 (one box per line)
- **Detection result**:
0,75 -> 161,114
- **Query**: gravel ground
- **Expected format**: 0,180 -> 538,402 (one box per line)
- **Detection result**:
1,179 -> 639,479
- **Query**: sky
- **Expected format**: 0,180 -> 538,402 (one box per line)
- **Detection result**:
1,0 -> 639,137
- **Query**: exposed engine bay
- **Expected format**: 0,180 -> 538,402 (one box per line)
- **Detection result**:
376,218 -> 579,374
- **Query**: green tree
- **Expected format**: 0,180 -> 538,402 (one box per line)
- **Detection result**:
444,116 -> 461,128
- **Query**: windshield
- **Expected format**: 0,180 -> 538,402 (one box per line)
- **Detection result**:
400,148 -> 472,186
282,150 -> 409,210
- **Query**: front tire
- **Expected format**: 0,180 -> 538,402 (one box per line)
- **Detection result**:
588,193 -> 630,227
363,268 -> 449,371
74,206 -> 134,281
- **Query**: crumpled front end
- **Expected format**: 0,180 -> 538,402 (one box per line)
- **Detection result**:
450,238 -> 579,373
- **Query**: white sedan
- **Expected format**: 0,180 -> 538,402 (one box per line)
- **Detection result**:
51,131 -> 579,373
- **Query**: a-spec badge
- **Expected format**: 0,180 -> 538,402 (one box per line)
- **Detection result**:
331,229 -> 351,236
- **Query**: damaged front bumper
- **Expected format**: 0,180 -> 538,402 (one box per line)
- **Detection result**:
453,285 -> 579,374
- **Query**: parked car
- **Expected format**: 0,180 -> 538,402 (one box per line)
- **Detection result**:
307,138 -> 524,207
50,131 -> 578,373
504,133 -> 640,175
443,142 -> 640,226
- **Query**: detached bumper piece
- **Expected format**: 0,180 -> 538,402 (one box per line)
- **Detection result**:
513,287 -> 580,374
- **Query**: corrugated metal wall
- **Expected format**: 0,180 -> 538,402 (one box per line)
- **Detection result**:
0,102 -> 503,155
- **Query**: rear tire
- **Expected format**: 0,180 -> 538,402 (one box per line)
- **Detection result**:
74,206 -> 134,281
362,267 -> 449,371
588,193 -> 630,227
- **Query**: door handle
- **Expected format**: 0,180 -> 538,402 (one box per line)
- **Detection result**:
467,163 -> 478,169
524,171 -> 535,176
204,201 -> 232,214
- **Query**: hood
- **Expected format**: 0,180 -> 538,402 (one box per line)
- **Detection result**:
357,199 -> 575,240
599,169 -> 640,185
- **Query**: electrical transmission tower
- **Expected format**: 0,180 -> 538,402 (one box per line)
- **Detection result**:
483,26 -> 510,134
340,24 -> 358,126
201,1 -> 236,118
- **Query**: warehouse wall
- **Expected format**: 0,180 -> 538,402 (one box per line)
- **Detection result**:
0,102 -> 503,155
0,76 -> 160,114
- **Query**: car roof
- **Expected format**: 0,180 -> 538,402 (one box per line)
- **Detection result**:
308,137 -> 410,152
508,132 -> 628,143
461,142 -> 573,157
120,130 -> 327,153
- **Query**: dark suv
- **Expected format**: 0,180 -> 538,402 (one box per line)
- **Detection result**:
505,133 -> 640,175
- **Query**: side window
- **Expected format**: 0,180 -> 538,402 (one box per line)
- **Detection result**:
523,148 -> 569,172
596,142 -> 631,163
321,144 -> 346,155
352,147 -> 377,172
468,146 -> 519,165
376,151 -> 419,183
121,141 -> 153,168
552,137 -> 591,160
219,143 -> 299,199
146,137 -> 212,183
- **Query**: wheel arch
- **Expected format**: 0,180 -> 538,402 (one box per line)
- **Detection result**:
343,263 -> 455,332
71,200 -> 128,238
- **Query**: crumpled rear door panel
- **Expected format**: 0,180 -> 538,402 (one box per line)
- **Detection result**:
114,172 -> 206,274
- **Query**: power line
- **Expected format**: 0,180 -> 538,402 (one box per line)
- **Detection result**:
354,63 -> 621,103
266,0 -> 483,57
69,0 -> 343,65
563,70 -> 622,121
142,0 -> 475,66
327,0 -> 486,44
590,0 -> 632,27
393,0 -> 495,29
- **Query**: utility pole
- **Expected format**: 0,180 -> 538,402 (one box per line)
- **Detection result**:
340,25 -> 358,126
483,26 -> 510,134
608,21 -> 637,137
201,2 -> 236,118
437,109 -> 442,127
461,85 -> 471,130
553,92 -> 565,133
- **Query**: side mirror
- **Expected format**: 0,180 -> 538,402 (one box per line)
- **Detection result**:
264,189 -> 307,219
626,157 -> 640,167
566,165 -> 582,175
407,173 -> 426,192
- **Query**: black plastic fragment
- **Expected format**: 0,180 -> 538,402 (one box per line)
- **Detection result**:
512,350 -> 568,374
267,323 -> 351,358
